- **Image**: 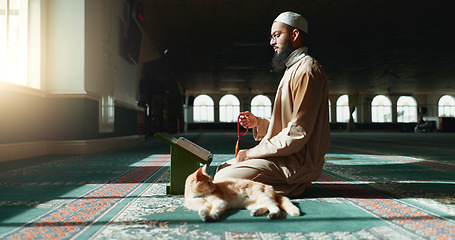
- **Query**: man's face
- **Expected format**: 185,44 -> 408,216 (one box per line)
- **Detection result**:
270,22 -> 291,54
270,22 -> 294,71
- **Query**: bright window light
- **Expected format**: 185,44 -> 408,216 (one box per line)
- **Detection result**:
397,96 -> 418,123
193,94 -> 214,122
336,94 -> 357,123
219,94 -> 240,123
371,95 -> 392,123
1,0 -> 28,86
250,95 -> 272,118
438,95 -> 455,117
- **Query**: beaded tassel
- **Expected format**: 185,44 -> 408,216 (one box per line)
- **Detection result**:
235,115 -> 248,158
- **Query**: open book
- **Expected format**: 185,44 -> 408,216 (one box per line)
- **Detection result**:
175,137 -> 212,163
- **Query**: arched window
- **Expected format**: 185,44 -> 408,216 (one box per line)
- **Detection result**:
371,95 -> 392,123
219,94 -> 240,122
1,0 -> 29,87
193,94 -> 214,122
336,95 -> 357,123
438,95 -> 455,117
397,96 -> 418,123
251,95 -> 272,118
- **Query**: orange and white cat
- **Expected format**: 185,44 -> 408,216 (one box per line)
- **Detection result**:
184,165 -> 300,222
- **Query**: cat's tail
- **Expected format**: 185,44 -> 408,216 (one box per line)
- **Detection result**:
277,194 -> 300,216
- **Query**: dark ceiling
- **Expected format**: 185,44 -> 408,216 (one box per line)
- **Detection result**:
140,0 -> 455,96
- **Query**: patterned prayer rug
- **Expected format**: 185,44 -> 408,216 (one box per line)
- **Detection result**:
0,132 -> 454,239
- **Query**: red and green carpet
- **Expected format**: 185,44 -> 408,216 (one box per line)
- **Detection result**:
1,132 -> 454,239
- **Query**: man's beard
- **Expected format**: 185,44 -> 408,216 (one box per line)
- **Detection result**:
272,39 -> 294,72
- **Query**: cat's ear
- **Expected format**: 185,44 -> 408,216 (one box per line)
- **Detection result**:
196,167 -> 204,181
202,164 -> 207,174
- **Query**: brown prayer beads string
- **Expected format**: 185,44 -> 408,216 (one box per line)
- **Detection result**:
235,115 -> 249,158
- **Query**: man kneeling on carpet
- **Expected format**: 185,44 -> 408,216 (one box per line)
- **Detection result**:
214,11 -> 330,197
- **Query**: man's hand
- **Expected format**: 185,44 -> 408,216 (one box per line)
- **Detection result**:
235,149 -> 249,163
238,111 -> 258,129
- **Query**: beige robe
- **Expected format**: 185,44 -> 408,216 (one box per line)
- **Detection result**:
214,48 -> 330,196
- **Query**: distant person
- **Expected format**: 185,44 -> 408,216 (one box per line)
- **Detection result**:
214,11 -> 330,197
415,116 -> 436,133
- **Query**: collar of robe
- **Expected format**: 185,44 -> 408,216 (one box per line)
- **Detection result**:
285,47 -> 308,68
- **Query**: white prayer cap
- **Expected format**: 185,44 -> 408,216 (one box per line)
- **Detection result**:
274,11 -> 308,33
